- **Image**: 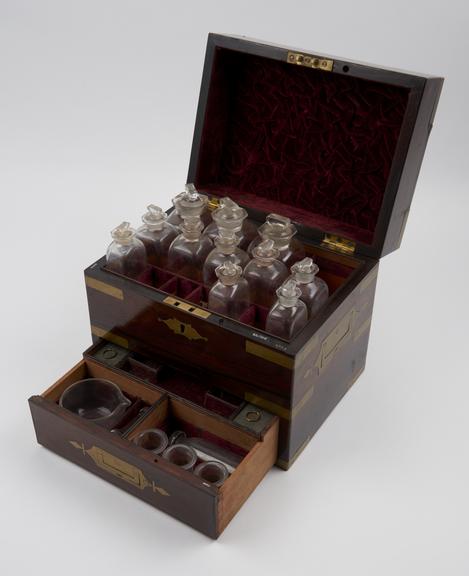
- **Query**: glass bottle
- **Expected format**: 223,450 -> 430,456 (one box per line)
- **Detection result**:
243,239 -> 288,307
290,257 -> 329,317
167,187 -> 213,281
167,220 -> 213,282
106,222 -> 147,279
207,261 -> 251,320
265,279 -> 308,340
203,232 -> 250,285
136,205 -> 178,267
167,183 -> 211,228
204,197 -> 258,250
248,213 -> 305,267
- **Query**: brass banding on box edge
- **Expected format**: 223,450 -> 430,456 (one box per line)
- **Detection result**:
244,393 -> 291,421
245,340 -> 294,370
295,335 -> 319,368
276,367 -> 365,469
359,268 -> 379,293
91,325 -> 129,349
85,276 -> 124,300
353,315 -> 373,342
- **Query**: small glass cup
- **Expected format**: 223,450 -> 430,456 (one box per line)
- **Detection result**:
133,428 -> 169,455
162,444 -> 197,470
59,378 -> 131,429
194,461 -> 229,487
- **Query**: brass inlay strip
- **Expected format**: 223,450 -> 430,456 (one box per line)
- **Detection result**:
85,276 -> 124,300
275,367 -> 365,469
244,392 -> 292,421
291,384 -> 316,417
295,335 -> 319,368
91,325 -> 129,349
163,296 -> 211,319
359,268 -> 379,293
245,340 -> 294,370
70,441 -> 169,495
287,51 -> 333,71
276,434 -> 313,470
353,315 -> 373,342
315,309 -> 356,374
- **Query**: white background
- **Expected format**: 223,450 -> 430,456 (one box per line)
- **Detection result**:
1,1 -> 468,574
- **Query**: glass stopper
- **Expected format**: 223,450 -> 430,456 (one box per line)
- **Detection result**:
215,260 -> 243,285
291,257 -> 319,282
111,221 -> 135,244
276,278 -> 302,307
141,205 -> 167,230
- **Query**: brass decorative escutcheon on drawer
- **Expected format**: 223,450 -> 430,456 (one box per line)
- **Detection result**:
70,441 -> 170,496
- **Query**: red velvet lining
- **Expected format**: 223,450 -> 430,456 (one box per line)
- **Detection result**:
194,49 -> 410,244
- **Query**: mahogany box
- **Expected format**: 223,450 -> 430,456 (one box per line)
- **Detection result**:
29,34 -> 443,537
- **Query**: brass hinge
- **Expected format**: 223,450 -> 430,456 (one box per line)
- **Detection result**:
321,234 -> 356,255
287,51 -> 333,71
207,196 -> 221,211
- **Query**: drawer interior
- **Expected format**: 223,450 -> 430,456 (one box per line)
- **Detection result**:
32,355 -> 278,537
88,339 -> 248,420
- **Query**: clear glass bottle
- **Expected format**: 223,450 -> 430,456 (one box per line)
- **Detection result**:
208,261 -> 251,320
290,257 -> 329,317
203,232 -> 250,285
167,187 -> 213,281
167,220 -> 213,282
243,239 -> 288,307
204,197 -> 258,250
265,279 -> 308,340
167,183 -> 211,228
248,213 -> 305,267
136,205 -> 178,267
106,221 -> 147,279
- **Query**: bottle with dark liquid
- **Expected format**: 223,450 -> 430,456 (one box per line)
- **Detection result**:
106,222 -> 146,279
136,205 -> 178,267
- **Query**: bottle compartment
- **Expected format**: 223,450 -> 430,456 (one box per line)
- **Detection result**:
103,241 -> 359,338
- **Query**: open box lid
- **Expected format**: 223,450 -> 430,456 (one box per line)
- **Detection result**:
188,34 -> 443,259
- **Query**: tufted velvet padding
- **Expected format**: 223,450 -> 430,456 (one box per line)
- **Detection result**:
194,48 -> 410,245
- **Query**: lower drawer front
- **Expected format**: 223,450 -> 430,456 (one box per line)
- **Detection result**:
29,359 -> 278,538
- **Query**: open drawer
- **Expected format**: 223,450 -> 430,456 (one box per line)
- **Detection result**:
29,354 -> 279,538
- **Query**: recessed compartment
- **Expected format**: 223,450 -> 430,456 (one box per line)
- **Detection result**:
101,239 -> 359,337
29,356 -> 278,538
